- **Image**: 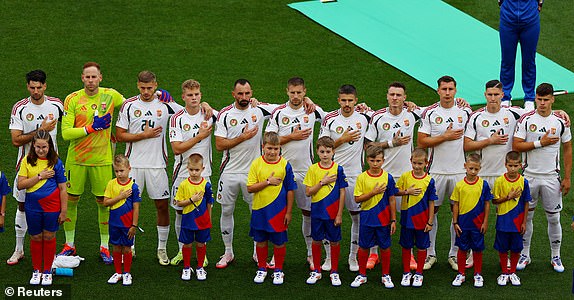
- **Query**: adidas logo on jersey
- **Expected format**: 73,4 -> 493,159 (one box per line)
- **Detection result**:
292,118 -> 300,124
241,118 -> 248,124
193,124 -> 200,130
539,127 -> 546,133
446,117 -> 454,123
393,122 -> 401,129
37,115 -> 45,120
493,120 -> 501,126
145,111 -> 153,116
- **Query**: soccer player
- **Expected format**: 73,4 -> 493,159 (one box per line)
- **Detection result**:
451,153 -> 492,288
319,84 -> 370,272
351,145 -> 398,288
303,136 -> 348,286
115,71 -> 183,265
266,77 -> 326,269
247,132 -> 297,285
60,62 -> 124,263
103,155 -> 141,286
396,148 -> 437,287
169,79 -> 216,266
17,131 -> 67,286
8,69 -> 63,265
513,83 -> 572,272
174,154 -> 213,281
492,151 -> 531,286
417,75 -> 472,270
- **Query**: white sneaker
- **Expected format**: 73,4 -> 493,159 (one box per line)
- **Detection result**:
330,273 -> 341,286
41,273 -> 53,286
254,270 -> 267,284
122,273 -> 133,286
350,275 -> 367,288
516,254 -> 530,271
108,273 -> 122,284
412,274 -> 424,287
157,249 -> 170,266
423,255 -> 436,270
509,273 -> 521,286
181,268 -> 192,281
7,250 -> 24,265
473,274 -> 484,288
497,274 -> 509,286
196,267 -> 207,281
216,253 -> 235,269
306,271 -> 322,284
272,271 -> 284,285
348,257 -> 359,272
381,274 -> 394,288
321,258 -> 332,272
551,256 -> 565,272
401,272 -> 412,287
30,270 -> 42,285
447,256 -> 458,271
452,273 -> 465,286
306,256 -> 314,271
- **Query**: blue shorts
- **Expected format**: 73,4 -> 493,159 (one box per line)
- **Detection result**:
311,218 -> 341,242
249,228 -> 288,246
455,229 -> 485,252
179,228 -> 211,244
399,227 -> 430,250
26,210 -> 59,236
110,226 -> 134,247
359,225 -> 391,249
494,231 -> 523,253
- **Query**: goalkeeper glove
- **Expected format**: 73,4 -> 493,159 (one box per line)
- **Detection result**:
85,113 -> 111,134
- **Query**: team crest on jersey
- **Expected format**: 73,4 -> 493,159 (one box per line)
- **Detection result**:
404,119 -> 409,126
48,113 -> 54,120
458,116 -> 463,123
157,110 -> 162,117
303,115 -> 309,123
356,122 -> 362,130
217,194 -> 222,200
201,121 -> 209,128
382,123 -> 391,131
252,115 -> 257,122
26,113 -> 34,121
529,124 -> 537,132
336,126 -> 344,134
169,130 -> 176,138
282,117 -> 290,125
183,124 -> 191,131
101,103 -> 107,111
551,127 -> 556,134
481,120 -> 489,127
435,116 -> 443,124
503,117 -> 509,125
134,110 -> 142,117
230,119 -> 238,126
91,104 -> 97,110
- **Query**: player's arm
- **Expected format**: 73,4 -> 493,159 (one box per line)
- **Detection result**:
284,190 -> 294,226
417,123 -> 462,148
0,195 -> 6,228
452,201 -> 461,236
247,171 -> 281,193
561,140 -> 572,195
279,125 -> 312,145
17,170 -> 46,190
171,124 -> 212,155
513,131 -> 560,152
481,201 -> 490,234
424,201 -> 435,232
10,118 -> 57,147
389,195 -> 397,234
334,128 -> 361,149
355,183 -> 385,203
128,202 -> 140,239
177,192 -> 202,207
396,184 -> 422,196
522,201 -> 530,235
214,124 -> 258,151
57,182 -> 68,224
103,189 -> 132,207
334,187 -> 345,226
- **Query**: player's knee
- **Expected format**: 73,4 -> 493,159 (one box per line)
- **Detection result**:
30,234 -> 42,242
221,204 -> 235,217
43,232 -> 56,240
545,211 -> 560,225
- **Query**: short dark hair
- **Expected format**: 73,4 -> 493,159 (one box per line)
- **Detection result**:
138,70 -> 157,83
466,153 -> 481,164
233,79 -> 251,89
536,83 -> 554,97
485,79 -> 503,89
338,84 -> 357,96
83,62 -> 101,72
316,136 -> 335,150
388,81 -> 406,93
437,75 -> 456,87
26,70 -> 47,84
365,144 -> 384,159
288,77 -> 305,87
188,153 -> 204,166
505,151 -> 521,163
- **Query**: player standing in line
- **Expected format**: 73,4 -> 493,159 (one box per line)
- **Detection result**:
169,79 -> 216,266
17,131 -> 67,285
513,83 -> 572,272
247,132 -> 297,285
115,71 -> 184,265
265,77 -> 326,269
492,151 -> 531,286
319,84 -> 370,272
8,70 -> 63,265
104,155 -> 141,286
417,75 -> 472,271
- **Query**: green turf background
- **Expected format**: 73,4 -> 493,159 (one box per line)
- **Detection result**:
0,0 -> 573,299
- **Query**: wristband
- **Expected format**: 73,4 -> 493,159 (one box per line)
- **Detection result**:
38,174 -> 42,180
390,220 -> 396,223
533,140 -> 542,149
266,179 -> 270,186
131,225 -> 138,228
427,222 -> 433,227
453,222 -> 458,225
387,140 -> 395,148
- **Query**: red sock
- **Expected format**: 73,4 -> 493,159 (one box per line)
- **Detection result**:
473,251 -> 483,275
256,244 -> 268,270
499,252 -> 509,274
312,243 -> 322,272
510,252 -> 520,274
330,243 -> 340,273
113,251 -> 122,274
380,248 -> 391,275
182,246 -> 192,269
30,240 -> 43,271
402,248 -> 411,273
457,250 -> 466,275
123,251 -> 133,273
358,248 -> 369,276
196,245 -> 206,269
274,246 -> 286,271
42,238 -> 56,273
417,249 -> 427,274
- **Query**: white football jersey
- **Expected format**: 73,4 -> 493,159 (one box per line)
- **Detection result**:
265,103 -> 326,172
214,103 -> 276,174
465,106 -> 523,176
514,111 -> 571,177
419,102 -> 471,175
169,108 -> 217,179
116,95 -> 182,168
10,96 -> 63,170
319,110 -> 370,177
